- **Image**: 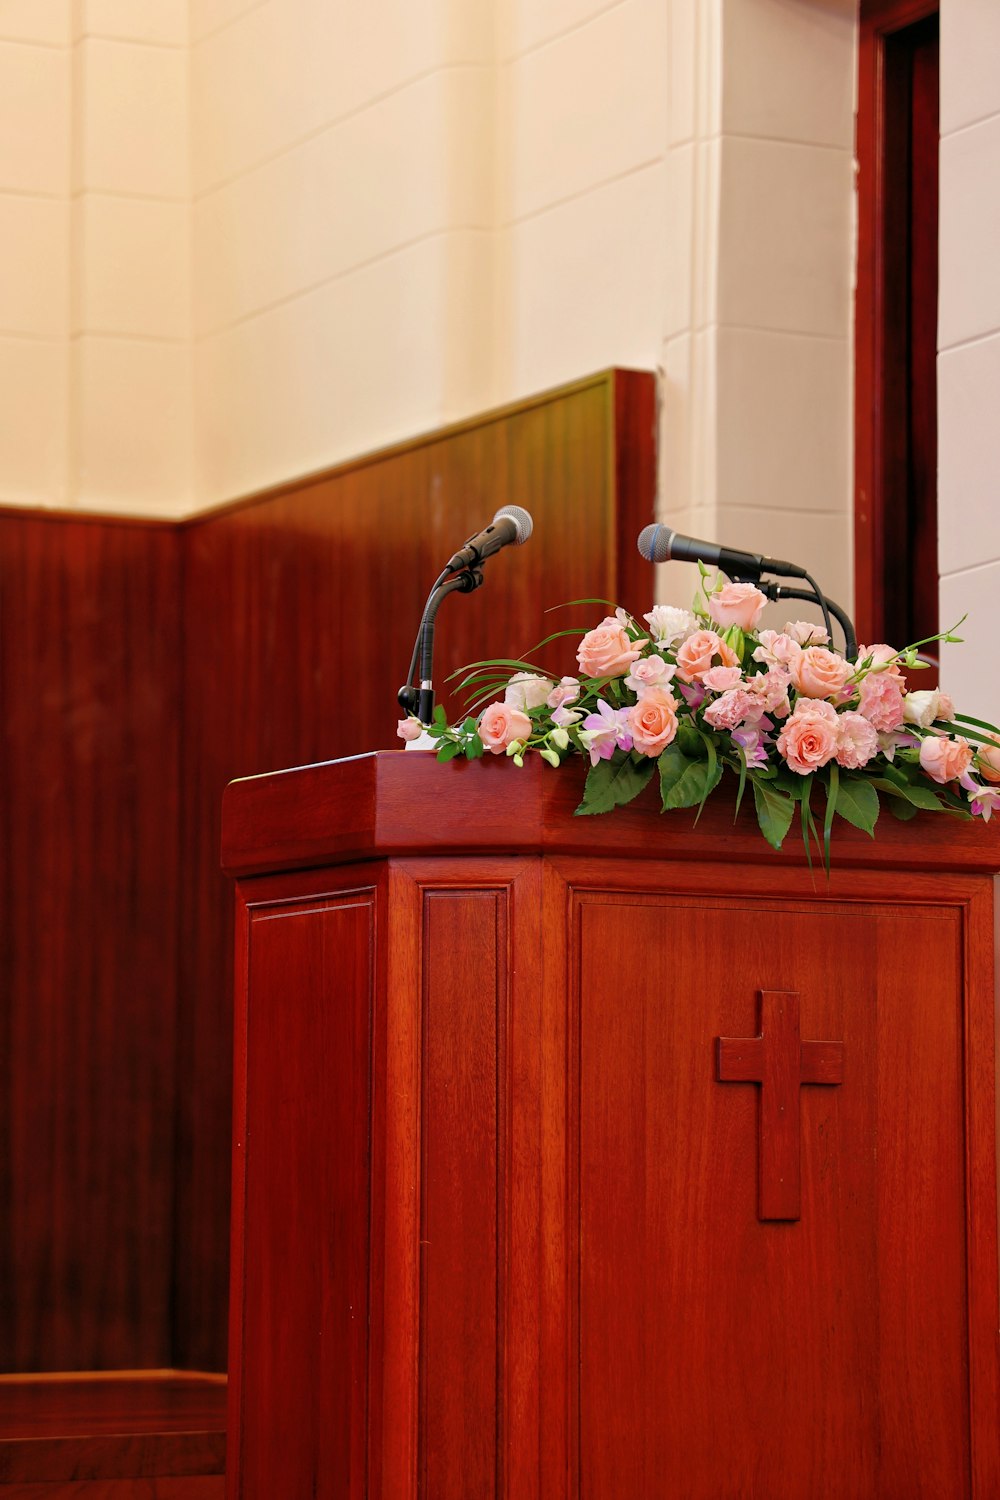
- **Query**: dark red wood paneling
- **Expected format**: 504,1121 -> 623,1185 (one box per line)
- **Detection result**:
419,890 -> 504,1499
570,885 -> 969,1497
0,515 -> 182,1373
234,891 -> 375,1499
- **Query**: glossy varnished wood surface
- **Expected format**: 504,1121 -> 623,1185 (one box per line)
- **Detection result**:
0,515 -> 182,1373
0,1370 -> 225,1486
222,749 -> 1000,877
226,757 -> 1000,1497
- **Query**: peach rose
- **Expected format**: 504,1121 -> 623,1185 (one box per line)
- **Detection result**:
478,701 -> 531,754
776,700 -> 840,775
396,717 -> 424,742
790,646 -> 852,700
576,617 -> 647,678
702,665 -> 743,693
919,734 -> 973,785
674,629 -> 740,684
707,582 -> 767,631
625,655 -> 676,693
627,688 -> 679,757
977,737 -> 1000,785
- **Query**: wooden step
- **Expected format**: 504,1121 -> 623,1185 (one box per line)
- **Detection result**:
0,1370 -> 226,1496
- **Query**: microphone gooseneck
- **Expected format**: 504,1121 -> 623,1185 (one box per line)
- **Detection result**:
398,505 -> 534,725
636,523 -> 854,657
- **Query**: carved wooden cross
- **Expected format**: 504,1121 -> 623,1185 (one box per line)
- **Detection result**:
716,990 -> 844,1221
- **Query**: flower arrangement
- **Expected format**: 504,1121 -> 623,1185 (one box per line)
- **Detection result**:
397,577 -> 1000,866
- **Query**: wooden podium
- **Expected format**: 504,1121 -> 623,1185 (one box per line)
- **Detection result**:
221,752 -> 1000,1499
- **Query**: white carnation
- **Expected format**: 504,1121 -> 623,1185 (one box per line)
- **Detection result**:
643,605 -> 698,650
504,672 -> 555,712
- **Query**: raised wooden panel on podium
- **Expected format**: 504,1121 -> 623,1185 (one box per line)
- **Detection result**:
222,753 -> 1000,1500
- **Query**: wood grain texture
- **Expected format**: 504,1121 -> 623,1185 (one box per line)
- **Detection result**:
181,369 -> 655,1366
0,515 -> 182,1373
0,1482 -> 223,1498
224,756 -> 1000,1499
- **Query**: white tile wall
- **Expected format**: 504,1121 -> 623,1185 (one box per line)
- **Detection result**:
501,0 -> 668,222
195,235 -> 477,505
715,504 -> 852,621
0,336 -> 68,503
78,195 -> 190,339
940,0 -> 1000,134
191,0 -> 474,195
938,113 -> 1000,352
938,334 -> 1000,577
0,41 -> 70,194
721,0 -> 855,150
716,327 -> 850,516
499,0 -> 622,61
0,0 -> 70,46
76,39 -> 188,196
74,337 -> 192,512
500,161 -> 667,395
194,68 -> 492,337
190,0 -> 265,44
940,561 -> 1000,728
0,194 -> 69,336
717,136 -> 853,337
80,0 -> 187,46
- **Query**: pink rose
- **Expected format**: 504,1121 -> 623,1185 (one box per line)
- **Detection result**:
577,617 -> 647,678
784,620 -> 830,647
628,688 -> 679,757
856,644 -> 905,683
836,711 -> 878,769
702,665 -> 743,693
776,700 -> 840,775
753,631 -> 802,671
547,676 -> 581,709
790,646 -> 852,700
396,717 -> 424,742
707,582 -> 767,631
919,734 -> 973,785
625,655 -> 677,693
977,737 -> 1000,785
478,701 -> 532,754
857,672 -> 906,732
748,667 -> 791,718
675,629 -> 740,684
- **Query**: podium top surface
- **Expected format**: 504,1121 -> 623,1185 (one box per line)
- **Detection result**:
221,750 -> 1000,880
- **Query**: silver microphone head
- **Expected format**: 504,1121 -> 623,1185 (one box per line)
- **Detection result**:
637,523 -> 673,563
494,504 -> 533,544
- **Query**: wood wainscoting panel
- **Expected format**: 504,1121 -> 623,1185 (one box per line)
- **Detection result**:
0,514 -> 182,1373
556,871 -> 979,1499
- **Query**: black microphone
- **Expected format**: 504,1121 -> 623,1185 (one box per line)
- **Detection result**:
637,524 -> 808,581
446,505 -> 532,572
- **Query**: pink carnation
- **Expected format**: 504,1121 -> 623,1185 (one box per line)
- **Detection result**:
836,711 -> 879,769
748,667 -> 791,718
857,671 -> 906,732
776,700 -> 839,775
753,631 -> 802,671
703,689 -> 760,733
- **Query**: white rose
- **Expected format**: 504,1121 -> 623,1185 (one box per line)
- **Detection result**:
504,671 -> 555,712
903,688 -> 952,728
783,620 -> 830,646
642,605 -> 698,649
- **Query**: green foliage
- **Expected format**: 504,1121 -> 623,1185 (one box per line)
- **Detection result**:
575,754 -> 655,816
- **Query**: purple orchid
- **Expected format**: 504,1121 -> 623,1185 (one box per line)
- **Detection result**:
579,699 -> 634,766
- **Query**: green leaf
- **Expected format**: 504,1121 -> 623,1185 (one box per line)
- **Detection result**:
692,729 -> 720,825
751,777 -> 795,851
822,761 -> 839,875
870,777 -> 944,811
658,745 -> 723,812
733,746 -> 748,821
834,776 -> 879,837
574,755 -> 654,816
888,796 -> 919,821
436,740 -> 463,762
675,720 -> 703,758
